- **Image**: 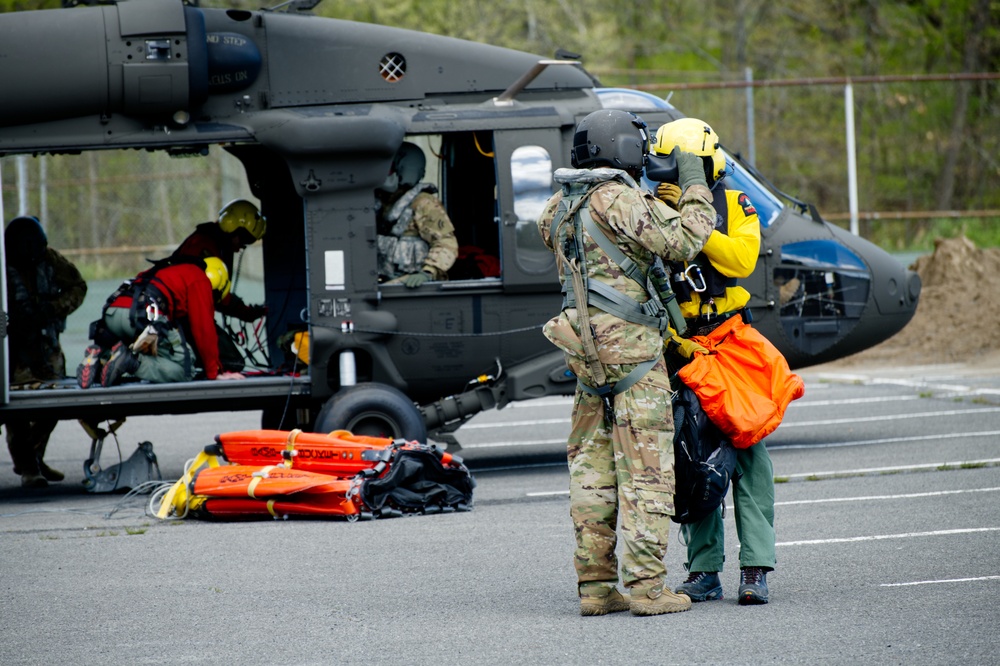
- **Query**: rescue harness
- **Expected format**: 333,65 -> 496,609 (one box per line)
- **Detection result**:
668,185 -> 738,316
551,177 -> 686,424
99,257 -> 207,376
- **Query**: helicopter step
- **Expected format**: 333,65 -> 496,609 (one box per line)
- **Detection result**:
80,419 -> 162,494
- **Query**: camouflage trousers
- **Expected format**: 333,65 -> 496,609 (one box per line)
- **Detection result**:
566,355 -> 677,598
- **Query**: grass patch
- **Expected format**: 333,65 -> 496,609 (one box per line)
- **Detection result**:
805,475 -> 821,481
773,476 -> 790,484
919,391 -> 933,398
125,527 -> 147,535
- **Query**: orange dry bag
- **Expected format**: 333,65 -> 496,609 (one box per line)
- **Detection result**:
677,316 -> 804,449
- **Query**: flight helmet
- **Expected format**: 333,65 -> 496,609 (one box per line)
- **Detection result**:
218,199 -> 266,241
393,142 -> 427,188
653,117 -> 727,184
571,109 -> 649,172
203,257 -> 231,301
5,216 -> 47,266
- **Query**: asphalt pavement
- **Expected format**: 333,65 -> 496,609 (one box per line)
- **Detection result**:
0,360 -> 998,665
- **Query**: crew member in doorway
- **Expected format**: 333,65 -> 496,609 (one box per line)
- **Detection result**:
375,141 -> 458,287
4,216 -> 87,487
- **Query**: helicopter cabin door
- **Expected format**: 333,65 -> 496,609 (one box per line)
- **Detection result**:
493,129 -> 563,293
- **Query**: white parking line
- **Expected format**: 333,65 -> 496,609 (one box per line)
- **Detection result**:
775,486 -> 1000,506
462,418 -> 569,430
812,373 -> 1000,396
777,457 -> 1000,478
881,576 -> 1000,587
777,527 -> 1000,547
780,407 -> 1000,428
459,406 -> 999,434
462,438 -> 567,449
771,431 -> 1000,450
528,485 -> 1000,501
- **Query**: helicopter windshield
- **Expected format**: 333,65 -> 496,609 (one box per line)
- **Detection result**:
774,240 -> 871,355
723,159 -> 783,229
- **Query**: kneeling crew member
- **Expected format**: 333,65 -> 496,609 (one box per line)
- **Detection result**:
99,258 -> 243,386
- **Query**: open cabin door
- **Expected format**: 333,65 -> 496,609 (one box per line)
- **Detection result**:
493,128 -> 564,292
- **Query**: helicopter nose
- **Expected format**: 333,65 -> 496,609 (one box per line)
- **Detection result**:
869,248 -> 921,319
907,270 -> 922,304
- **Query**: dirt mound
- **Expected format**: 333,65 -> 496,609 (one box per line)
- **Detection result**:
831,235 -> 1000,367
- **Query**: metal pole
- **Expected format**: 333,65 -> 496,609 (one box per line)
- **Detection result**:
40,156 -> 47,231
845,81 -> 859,235
16,155 -> 28,218
745,67 -> 756,165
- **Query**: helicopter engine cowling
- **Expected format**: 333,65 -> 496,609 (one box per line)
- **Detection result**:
0,2 -> 267,125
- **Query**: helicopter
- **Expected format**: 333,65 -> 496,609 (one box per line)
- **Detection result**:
0,0 -> 920,451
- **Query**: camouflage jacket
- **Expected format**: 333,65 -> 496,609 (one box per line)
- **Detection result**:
7,247 -> 87,382
536,167 -> 714,368
376,184 -> 459,281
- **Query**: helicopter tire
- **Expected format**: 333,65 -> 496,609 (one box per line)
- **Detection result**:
313,382 -> 428,443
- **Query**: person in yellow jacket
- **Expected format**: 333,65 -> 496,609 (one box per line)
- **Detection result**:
652,117 -> 775,605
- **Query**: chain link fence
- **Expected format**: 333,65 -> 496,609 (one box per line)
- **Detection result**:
1,148 -> 256,279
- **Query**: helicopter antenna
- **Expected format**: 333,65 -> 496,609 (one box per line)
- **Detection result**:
493,59 -> 586,106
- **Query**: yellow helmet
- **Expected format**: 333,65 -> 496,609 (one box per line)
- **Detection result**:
218,199 -> 266,241
653,118 -> 727,182
203,257 -> 231,301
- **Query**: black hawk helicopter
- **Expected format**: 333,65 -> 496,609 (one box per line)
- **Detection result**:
0,0 -> 920,450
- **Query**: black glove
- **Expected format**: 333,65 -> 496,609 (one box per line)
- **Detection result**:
676,150 -> 709,192
246,304 -> 268,321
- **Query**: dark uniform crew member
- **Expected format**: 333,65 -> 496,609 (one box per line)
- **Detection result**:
4,216 -> 87,487
652,117 -> 774,606
375,141 -> 458,288
536,109 -> 716,617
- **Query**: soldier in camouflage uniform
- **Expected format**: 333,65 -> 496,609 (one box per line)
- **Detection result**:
376,142 -> 458,288
3,216 -> 87,487
536,110 -> 715,616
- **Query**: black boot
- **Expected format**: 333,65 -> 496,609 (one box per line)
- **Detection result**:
738,567 -> 769,605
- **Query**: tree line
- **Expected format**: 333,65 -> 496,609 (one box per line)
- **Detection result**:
1,0 -> 997,255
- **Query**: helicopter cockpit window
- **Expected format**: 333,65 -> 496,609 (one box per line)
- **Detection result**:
725,157 -> 783,229
774,240 -> 871,355
510,145 -> 555,274
376,133 -> 501,287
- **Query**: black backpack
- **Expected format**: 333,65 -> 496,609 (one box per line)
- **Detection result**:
671,383 -> 739,524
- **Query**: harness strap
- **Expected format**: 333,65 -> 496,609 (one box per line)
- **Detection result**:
553,185 -> 611,390
562,279 -> 664,330
552,180 -> 669,425
576,352 -> 661,399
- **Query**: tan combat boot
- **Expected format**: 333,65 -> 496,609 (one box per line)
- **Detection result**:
580,588 -> 630,616
629,587 -> 692,616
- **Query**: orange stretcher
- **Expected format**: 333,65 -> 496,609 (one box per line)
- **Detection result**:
152,429 -> 475,521
210,429 -> 393,477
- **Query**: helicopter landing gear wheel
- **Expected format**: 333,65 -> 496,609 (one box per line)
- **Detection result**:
313,382 -> 427,443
